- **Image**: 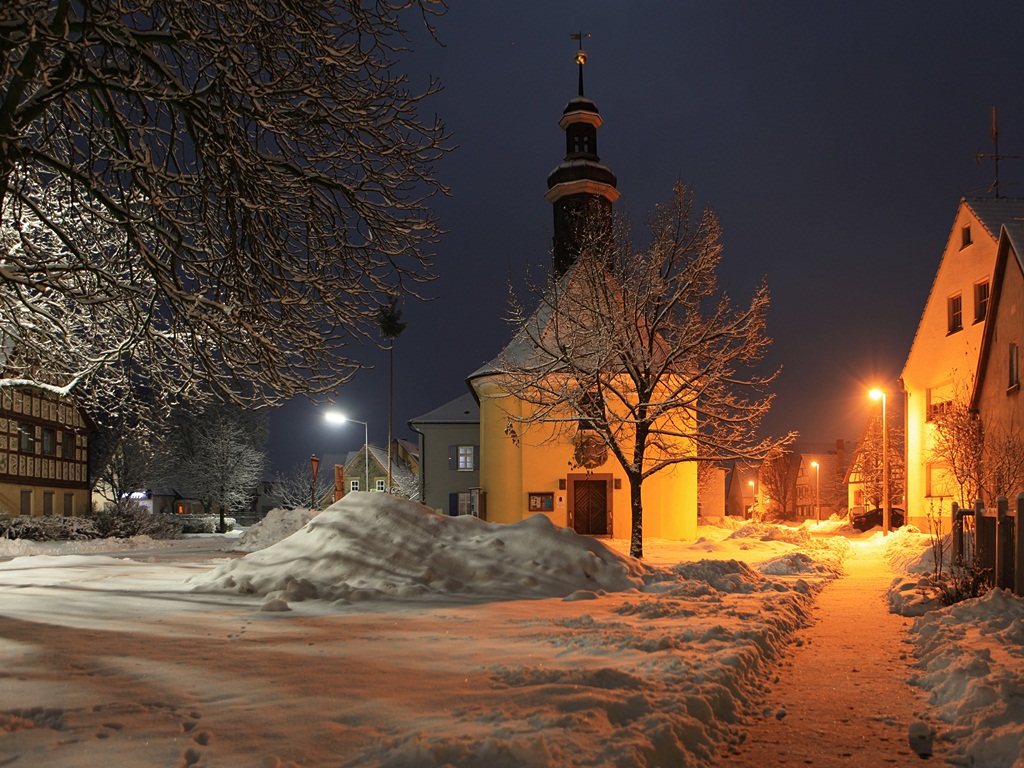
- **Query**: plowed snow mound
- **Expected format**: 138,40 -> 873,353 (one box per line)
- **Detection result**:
192,492 -> 652,605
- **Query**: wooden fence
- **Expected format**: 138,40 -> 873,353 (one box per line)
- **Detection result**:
951,496 -> 1024,597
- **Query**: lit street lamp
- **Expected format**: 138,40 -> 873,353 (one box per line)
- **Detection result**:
324,411 -> 370,493
869,388 -> 890,535
810,460 -> 820,520
748,479 -> 755,519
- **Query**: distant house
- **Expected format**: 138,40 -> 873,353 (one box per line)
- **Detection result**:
408,392 -> 480,515
337,441 -> 419,500
795,440 -> 852,520
900,198 -> 1024,525
0,386 -> 92,517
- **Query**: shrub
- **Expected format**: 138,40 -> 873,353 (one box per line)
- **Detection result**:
925,506 -> 990,606
91,503 -> 183,539
0,514 -> 99,541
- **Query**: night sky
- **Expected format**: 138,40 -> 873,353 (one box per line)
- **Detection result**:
267,2 -> 1024,474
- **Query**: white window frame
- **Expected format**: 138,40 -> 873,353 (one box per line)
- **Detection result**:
349,479 -> 360,492
457,445 -> 475,471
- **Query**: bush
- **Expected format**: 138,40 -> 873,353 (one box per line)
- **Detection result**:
91,503 -> 183,539
175,514 -> 234,534
0,514 -> 99,541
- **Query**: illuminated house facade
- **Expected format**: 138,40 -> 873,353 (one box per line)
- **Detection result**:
466,66 -> 697,541
0,387 -> 91,517
900,198 -> 1024,524
970,218 -> 1024,490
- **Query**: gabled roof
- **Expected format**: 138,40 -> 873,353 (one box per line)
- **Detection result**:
900,197 -> 1024,383
971,220 -> 1024,410
408,391 -> 479,425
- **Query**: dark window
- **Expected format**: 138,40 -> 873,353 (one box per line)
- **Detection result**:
1010,343 -> 1019,390
43,491 -> 54,516
20,490 -> 31,516
63,493 -> 74,516
961,225 -> 972,249
974,281 -> 990,323
41,428 -> 56,456
18,422 -> 33,453
62,431 -> 75,459
948,294 -> 963,334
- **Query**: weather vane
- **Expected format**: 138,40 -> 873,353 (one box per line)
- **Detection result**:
570,31 -> 591,96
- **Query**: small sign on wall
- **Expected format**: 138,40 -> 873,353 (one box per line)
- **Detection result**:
528,492 -> 554,512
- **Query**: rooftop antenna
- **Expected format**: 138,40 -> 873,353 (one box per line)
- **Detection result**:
570,31 -> 590,96
976,107 -> 1024,198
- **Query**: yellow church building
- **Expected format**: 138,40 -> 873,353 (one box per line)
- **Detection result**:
466,56 -> 697,543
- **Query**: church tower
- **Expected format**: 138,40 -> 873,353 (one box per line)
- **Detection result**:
545,40 -> 620,277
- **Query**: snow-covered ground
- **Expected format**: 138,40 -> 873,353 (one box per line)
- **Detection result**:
0,494 -> 1020,767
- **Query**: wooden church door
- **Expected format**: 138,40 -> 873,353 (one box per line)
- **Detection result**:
571,478 -> 608,536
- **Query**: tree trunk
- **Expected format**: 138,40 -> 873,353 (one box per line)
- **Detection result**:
629,474 -> 644,559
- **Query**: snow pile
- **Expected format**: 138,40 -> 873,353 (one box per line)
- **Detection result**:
230,507 -> 319,552
910,589 -> 1024,768
885,528 -> 960,616
193,493 -> 652,607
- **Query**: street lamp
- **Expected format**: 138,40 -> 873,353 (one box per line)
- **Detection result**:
811,460 -> 820,521
748,479 -> 755,519
869,388 -> 890,535
324,411 -> 370,493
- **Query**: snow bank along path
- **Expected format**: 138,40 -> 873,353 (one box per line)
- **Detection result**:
720,536 -> 946,767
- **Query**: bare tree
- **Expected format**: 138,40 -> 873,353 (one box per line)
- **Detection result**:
495,183 -> 790,558
90,416 -> 163,513
853,410 -> 905,509
0,1 -> 447,414
979,420 -> 1024,504
168,404 -> 268,532
930,396 -> 984,507
272,461 -> 335,511
758,446 -> 799,518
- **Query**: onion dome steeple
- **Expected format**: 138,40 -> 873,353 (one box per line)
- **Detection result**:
545,35 -> 620,277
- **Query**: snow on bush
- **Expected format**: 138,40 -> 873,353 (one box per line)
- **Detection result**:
0,514 -> 99,541
909,589 -> 1024,768
231,507 -> 318,552
193,493 -> 653,607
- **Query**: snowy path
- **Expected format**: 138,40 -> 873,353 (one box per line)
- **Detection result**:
721,538 -> 946,766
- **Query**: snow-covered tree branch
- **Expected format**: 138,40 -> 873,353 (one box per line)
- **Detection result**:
0,0 -> 448,413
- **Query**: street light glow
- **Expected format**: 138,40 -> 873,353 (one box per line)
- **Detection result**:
324,410 -> 348,425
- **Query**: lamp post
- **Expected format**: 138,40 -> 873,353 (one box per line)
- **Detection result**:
811,460 -> 820,520
309,454 -> 320,510
748,479 -> 755,519
870,388 -> 890,535
324,411 -> 370,493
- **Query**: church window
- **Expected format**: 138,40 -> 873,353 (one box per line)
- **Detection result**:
947,294 -> 962,334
